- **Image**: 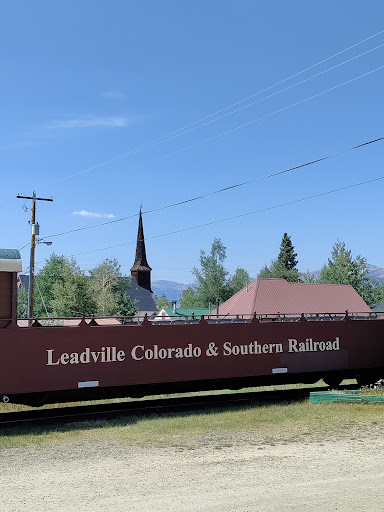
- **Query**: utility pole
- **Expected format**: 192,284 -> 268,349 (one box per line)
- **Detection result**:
17,191 -> 53,325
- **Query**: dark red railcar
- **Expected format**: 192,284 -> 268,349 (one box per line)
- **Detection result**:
1,313 -> 384,405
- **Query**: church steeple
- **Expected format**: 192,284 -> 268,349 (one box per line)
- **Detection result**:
130,208 -> 152,292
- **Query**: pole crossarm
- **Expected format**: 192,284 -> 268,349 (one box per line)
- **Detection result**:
17,195 -> 53,202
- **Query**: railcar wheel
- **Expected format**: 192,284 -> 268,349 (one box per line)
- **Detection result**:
323,376 -> 343,389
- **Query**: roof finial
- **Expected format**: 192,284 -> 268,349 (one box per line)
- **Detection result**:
140,204 -> 143,213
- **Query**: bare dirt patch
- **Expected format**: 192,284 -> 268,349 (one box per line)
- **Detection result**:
1,425 -> 383,511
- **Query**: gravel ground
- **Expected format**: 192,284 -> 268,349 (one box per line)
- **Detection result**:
1,428 -> 383,512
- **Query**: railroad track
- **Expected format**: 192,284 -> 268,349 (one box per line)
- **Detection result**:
0,384 -> 358,429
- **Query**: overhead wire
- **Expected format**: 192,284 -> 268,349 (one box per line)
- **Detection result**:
52,29 -> 384,183
129,42 -> 384,156
41,135 -> 384,240
3,27 -> 384,220
164,64 -> 384,158
71,174 -> 384,257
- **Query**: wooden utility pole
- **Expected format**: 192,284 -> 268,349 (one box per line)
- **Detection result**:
17,191 -> 53,325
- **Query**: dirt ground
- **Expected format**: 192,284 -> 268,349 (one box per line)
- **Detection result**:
1,428 -> 383,512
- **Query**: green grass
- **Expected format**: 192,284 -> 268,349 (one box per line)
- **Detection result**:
0,386 -> 383,451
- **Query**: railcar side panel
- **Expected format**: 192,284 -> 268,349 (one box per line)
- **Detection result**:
0,318 -> 383,398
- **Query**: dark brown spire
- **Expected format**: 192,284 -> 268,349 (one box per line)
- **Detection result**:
130,210 -> 152,292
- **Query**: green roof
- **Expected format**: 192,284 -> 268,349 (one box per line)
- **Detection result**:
163,307 -> 210,317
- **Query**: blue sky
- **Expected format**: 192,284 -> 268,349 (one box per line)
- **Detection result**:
2,1 -> 384,284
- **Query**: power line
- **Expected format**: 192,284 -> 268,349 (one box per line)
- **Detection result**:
42,135 -> 384,240
164,64 -> 384,158
130,42 -> 384,154
70,174 -> 384,257
52,29 -> 384,183
1,28 -> 383,220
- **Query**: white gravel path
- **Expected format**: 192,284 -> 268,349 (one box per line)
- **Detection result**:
1,430 -> 383,512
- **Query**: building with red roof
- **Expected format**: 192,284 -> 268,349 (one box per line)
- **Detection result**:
213,278 -> 371,318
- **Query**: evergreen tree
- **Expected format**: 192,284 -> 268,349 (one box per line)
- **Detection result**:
258,259 -> 300,282
258,233 -> 300,282
277,233 -> 298,270
156,294 -> 171,311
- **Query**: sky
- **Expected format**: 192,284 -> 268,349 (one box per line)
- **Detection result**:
1,1 -> 384,284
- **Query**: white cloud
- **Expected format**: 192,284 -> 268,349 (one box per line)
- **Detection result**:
52,117 -> 130,128
73,210 -> 115,219
101,90 -> 127,100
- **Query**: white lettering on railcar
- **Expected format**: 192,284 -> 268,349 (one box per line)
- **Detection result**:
288,337 -> 340,353
46,338 -> 341,365
46,347 -> 125,366
223,341 -> 283,356
131,343 -> 202,361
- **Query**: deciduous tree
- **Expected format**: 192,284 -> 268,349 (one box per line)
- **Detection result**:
90,259 -> 137,316
180,287 -> 202,308
191,238 -> 232,307
17,284 -> 28,318
34,254 -> 86,317
318,240 -> 376,305
230,267 -> 251,295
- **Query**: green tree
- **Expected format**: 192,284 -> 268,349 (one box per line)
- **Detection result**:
192,238 -> 231,307
258,259 -> 300,282
318,240 -> 375,305
90,259 -> 137,317
156,294 -> 171,311
17,284 -> 28,318
230,267 -> 251,295
34,254 -> 83,317
371,280 -> 384,306
277,233 -> 298,270
90,259 -> 121,316
51,269 -> 96,317
258,234 -> 300,282
180,286 -> 202,308
301,270 -> 317,283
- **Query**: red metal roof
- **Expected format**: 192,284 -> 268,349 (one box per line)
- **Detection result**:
214,278 -> 371,316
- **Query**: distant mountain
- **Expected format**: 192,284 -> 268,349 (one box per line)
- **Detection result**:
302,264 -> 384,282
153,265 -> 384,301
152,280 -> 192,302
367,264 -> 384,282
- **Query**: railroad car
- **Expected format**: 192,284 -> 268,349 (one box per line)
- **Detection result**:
1,250 -> 384,406
1,312 -> 384,406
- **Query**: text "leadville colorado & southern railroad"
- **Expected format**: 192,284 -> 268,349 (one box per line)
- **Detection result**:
46,337 -> 340,366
